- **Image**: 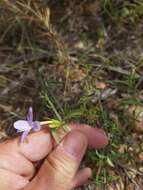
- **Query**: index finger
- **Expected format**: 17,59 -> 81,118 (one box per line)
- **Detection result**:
0,123 -> 108,162
57,123 -> 108,149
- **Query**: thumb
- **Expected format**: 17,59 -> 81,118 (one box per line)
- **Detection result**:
24,131 -> 88,190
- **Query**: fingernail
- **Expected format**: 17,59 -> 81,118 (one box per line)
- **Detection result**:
97,128 -> 107,136
62,131 -> 87,158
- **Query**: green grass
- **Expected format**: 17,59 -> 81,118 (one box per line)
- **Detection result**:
0,0 -> 143,189
39,73 -> 138,187
100,0 -> 143,23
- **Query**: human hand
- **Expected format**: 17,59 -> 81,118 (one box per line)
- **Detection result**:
0,123 -> 108,190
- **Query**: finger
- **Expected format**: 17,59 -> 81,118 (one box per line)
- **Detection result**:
0,153 -> 34,179
24,131 -> 88,190
0,123 -> 107,163
0,123 -> 107,183
58,123 -> 108,149
70,123 -> 108,148
72,167 -> 92,188
0,130 -> 53,180
0,129 -> 53,162
0,168 -> 29,190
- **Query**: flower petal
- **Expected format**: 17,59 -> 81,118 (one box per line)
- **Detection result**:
32,121 -> 41,131
27,107 -> 33,122
21,130 -> 30,143
14,120 -> 32,132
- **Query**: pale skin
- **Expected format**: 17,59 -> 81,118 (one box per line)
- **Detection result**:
0,123 -> 108,190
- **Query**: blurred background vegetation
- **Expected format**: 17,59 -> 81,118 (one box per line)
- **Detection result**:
0,0 -> 143,189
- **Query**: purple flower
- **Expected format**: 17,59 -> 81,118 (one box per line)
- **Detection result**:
14,107 -> 41,142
